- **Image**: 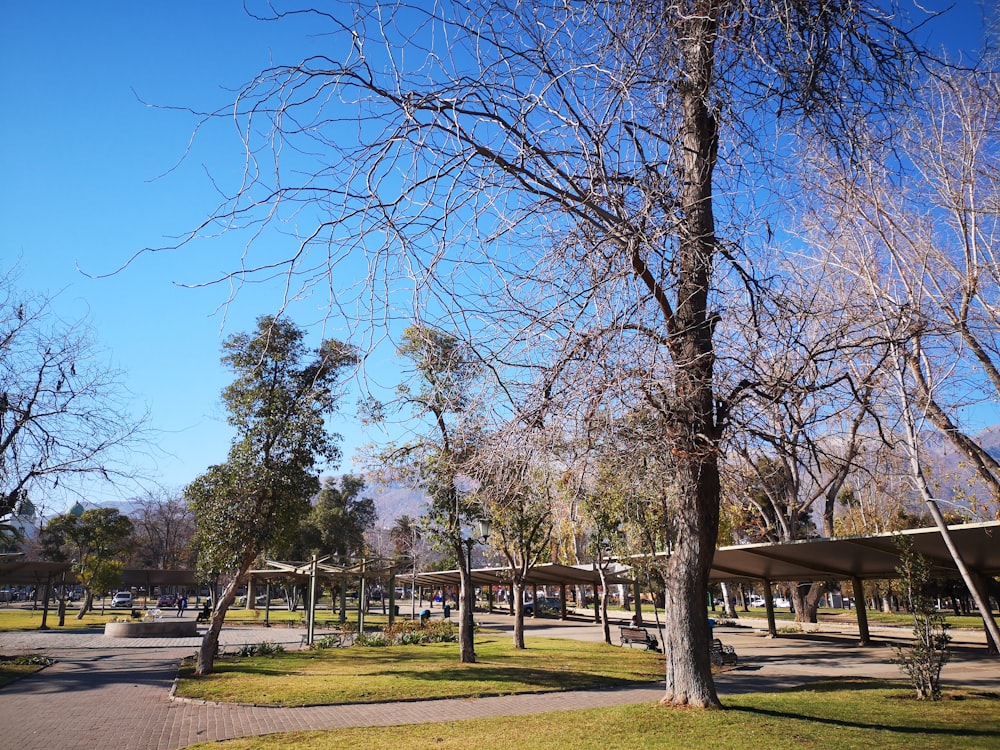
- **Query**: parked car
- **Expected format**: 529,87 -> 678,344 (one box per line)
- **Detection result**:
110,591 -> 133,608
524,596 -> 561,616
157,594 -> 177,607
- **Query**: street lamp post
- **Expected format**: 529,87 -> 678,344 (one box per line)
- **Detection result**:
462,519 -> 492,614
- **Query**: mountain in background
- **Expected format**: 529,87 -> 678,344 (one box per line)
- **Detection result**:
365,480 -> 427,526
919,426 -> 1000,514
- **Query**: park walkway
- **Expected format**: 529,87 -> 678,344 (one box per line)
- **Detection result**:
0,611 -> 997,750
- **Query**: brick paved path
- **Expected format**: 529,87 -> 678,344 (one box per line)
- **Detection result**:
1,614 -> 997,750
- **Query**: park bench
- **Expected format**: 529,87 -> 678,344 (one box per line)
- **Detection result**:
619,626 -> 661,652
709,638 -> 738,667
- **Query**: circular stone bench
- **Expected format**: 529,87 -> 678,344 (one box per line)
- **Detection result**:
104,620 -> 198,638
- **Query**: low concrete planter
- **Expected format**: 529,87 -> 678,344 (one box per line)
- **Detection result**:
104,620 -> 198,638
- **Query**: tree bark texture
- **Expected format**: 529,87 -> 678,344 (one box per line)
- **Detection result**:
658,5 -> 723,708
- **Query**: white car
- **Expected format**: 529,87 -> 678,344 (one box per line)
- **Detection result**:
110,591 -> 133,608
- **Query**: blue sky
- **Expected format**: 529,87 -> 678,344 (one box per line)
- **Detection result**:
0,3 -> 400,511
0,2 -> 992,513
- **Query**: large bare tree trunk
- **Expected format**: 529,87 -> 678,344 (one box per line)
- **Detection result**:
661,450 -> 721,707
658,6 -> 723,709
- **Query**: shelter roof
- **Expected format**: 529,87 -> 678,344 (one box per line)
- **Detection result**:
411,523 -> 1000,590
0,559 -> 73,584
248,557 -> 397,582
412,562 -> 633,589
0,563 -> 198,588
706,521 -> 1000,582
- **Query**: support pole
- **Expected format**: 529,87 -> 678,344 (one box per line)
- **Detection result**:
264,582 -> 271,628
388,566 -> 396,626
972,572 -> 999,654
358,559 -> 366,634
763,579 -> 777,638
307,555 -> 318,647
39,574 -> 52,630
852,576 -> 871,646
633,580 -> 643,625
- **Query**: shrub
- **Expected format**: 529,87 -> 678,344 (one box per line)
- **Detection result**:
236,641 -> 285,657
311,634 -> 342,650
355,630 -> 391,647
5,654 -> 54,666
894,535 -> 950,701
422,619 -> 458,643
309,621 -> 358,649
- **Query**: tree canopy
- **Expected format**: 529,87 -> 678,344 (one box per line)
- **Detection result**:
186,315 -> 356,674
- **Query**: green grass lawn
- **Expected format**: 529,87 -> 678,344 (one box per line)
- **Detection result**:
176,635 -> 663,706
0,606 -> 114,631
185,679 -> 1000,750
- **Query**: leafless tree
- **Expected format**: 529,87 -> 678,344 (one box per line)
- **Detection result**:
127,491 -> 196,570
0,267 -> 145,528
472,429 -> 554,649
150,1 -> 931,706
722,265 -> 889,620
802,62 -> 1000,518
801,60 -> 1000,649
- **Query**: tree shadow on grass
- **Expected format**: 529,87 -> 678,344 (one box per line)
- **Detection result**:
729,703 -> 1000,741
727,679 -> 1000,741
372,663 -> 648,691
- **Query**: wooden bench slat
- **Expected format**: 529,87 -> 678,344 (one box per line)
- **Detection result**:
619,626 -> 660,651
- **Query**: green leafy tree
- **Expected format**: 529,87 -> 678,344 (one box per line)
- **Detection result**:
301,475 -> 377,562
186,316 -> 356,675
40,507 -> 133,618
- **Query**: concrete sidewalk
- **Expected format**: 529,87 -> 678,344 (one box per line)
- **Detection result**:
1,613 -> 997,750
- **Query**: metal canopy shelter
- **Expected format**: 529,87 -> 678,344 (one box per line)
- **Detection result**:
412,523 -> 999,645
706,521 -> 1000,583
0,560 -> 76,629
702,521 -> 1000,645
412,562 -> 633,589
411,562 -> 635,622
247,557 -> 399,644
